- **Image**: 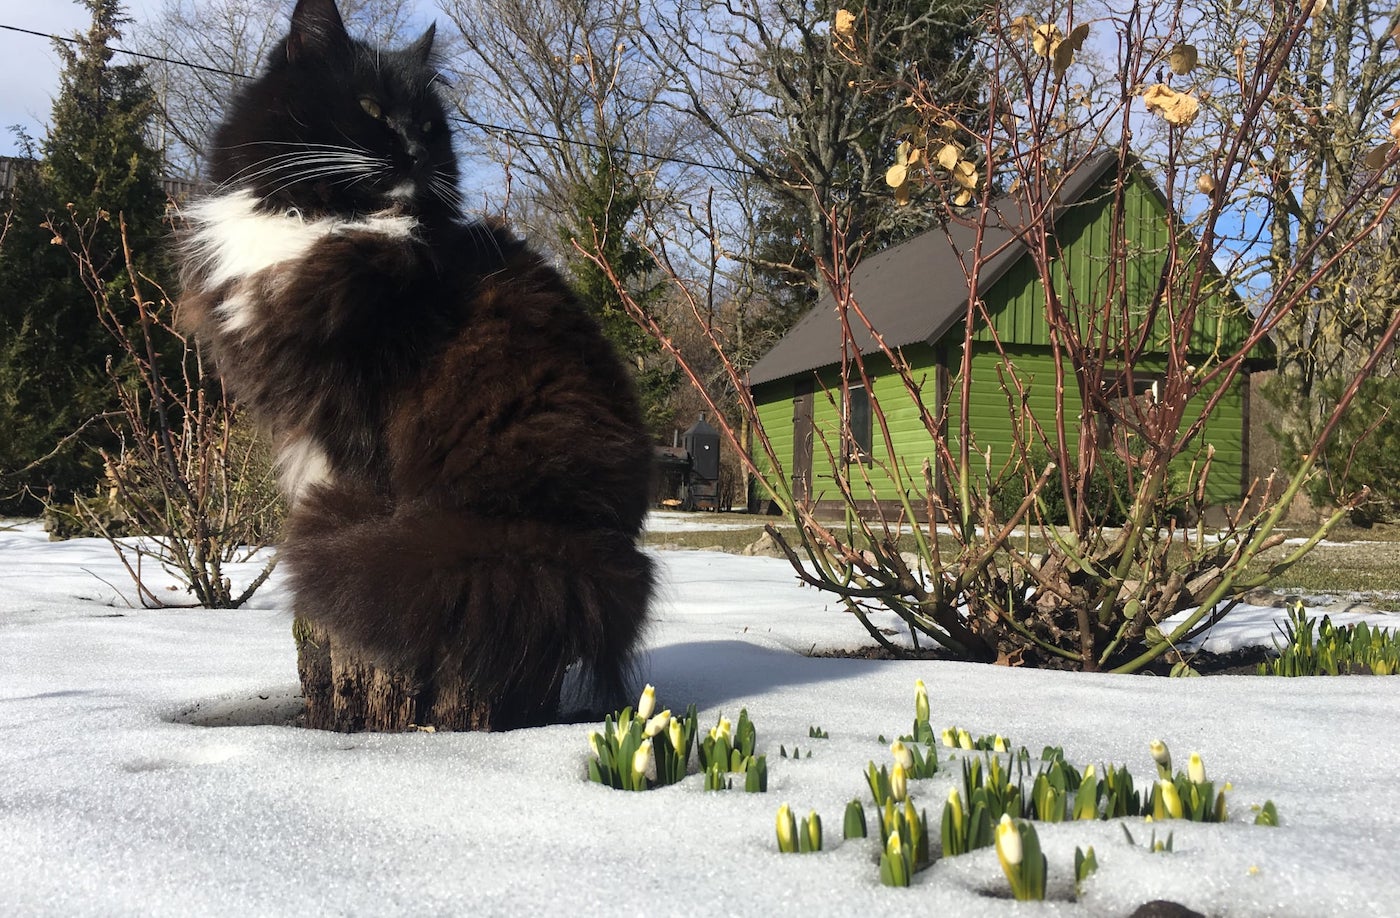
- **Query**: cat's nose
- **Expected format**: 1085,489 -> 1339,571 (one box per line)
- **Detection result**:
400,134 -> 429,166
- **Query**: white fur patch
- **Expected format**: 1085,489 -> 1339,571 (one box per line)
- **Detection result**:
276,435 -> 334,502
213,291 -> 257,334
184,190 -> 418,288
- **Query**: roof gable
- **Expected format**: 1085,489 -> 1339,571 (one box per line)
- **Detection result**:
748,151 -> 1146,386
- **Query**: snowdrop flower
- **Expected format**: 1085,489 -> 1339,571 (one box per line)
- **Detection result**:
993,735 -> 1009,753
890,740 -> 914,771
957,728 -> 974,750
776,803 -> 798,852
668,717 -> 684,752
1150,739 -> 1172,776
914,679 -> 930,723
1158,779 -> 1184,819
891,763 -> 909,802
804,810 -> 823,851
995,813 -> 1022,866
1188,752 -> 1207,785
636,684 -> 656,720
885,829 -> 905,860
644,709 -> 672,738
945,787 -> 965,839
940,728 -> 957,748
632,737 -> 654,782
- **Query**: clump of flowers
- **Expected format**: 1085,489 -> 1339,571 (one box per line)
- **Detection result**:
878,800 -> 930,886
699,708 -> 767,791
586,685 -> 697,791
1028,752 -> 1144,821
940,726 -> 1011,752
776,803 -> 824,853
1147,741 -> 1227,822
1259,604 -> 1400,676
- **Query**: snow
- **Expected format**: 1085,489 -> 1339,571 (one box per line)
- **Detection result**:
2,517 -> 1399,916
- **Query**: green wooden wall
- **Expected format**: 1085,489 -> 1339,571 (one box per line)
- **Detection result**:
753,342 -> 1246,508
750,167 -> 1253,510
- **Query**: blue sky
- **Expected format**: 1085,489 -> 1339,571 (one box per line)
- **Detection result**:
0,0 -> 166,156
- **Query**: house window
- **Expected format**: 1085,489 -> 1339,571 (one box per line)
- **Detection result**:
1098,372 -> 1162,449
846,383 -> 873,464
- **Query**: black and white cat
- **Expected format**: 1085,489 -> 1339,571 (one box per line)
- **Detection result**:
178,0 -> 654,727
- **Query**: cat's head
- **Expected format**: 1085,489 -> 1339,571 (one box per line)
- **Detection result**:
208,0 -> 459,223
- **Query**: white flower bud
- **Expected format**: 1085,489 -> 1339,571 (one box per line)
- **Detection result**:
891,763 -> 909,802
995,813 -> 1022,866
636,684 -> 656,720
644,709 -> 672,738
632,737 -> 654,781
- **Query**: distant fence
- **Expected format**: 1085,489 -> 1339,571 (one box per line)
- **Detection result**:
0,155 -> 205,200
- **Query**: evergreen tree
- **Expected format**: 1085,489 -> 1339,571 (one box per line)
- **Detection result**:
562,153 -> 677,438
747,0 -> 987,314
0,0 -> 166,509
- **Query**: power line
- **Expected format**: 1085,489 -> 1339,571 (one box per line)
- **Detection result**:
0,20 -> 753,179
0,22 -> 247,79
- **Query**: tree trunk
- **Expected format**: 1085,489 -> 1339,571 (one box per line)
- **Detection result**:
293,617 -> 550,732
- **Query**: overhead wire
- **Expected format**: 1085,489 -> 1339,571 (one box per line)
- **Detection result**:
0,20 -> 752,178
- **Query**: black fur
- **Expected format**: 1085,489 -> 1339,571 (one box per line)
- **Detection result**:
209,0 -> 458,226
179,0 -> 653,727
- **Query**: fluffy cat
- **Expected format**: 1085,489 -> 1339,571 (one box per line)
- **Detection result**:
178,0 -> 654,728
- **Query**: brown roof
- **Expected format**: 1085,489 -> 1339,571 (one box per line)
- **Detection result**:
747,151 -> 1122,386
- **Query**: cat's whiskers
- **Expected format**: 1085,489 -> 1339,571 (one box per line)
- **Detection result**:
223,151 -> 391,201
214,142 -> 388,192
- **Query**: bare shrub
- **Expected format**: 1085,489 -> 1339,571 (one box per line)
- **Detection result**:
47,205 -> 280,608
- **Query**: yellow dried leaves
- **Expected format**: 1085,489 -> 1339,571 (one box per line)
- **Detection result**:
1032,23 -> 1063,58
1142,83 -> 1200,127
1010,18 -> 1088,80
885,140 -> 923,206
1169,43 -> 1199,76
885,138 -> 979,207
835,9 -> 856,39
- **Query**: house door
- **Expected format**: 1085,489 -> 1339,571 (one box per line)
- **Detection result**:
792,379 -> 814,507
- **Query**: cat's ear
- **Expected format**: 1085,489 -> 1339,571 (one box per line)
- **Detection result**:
286,0 -> 351,64
407,23 -> 437,66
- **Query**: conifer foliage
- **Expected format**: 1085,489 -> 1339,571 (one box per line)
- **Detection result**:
0,0 -> 167,509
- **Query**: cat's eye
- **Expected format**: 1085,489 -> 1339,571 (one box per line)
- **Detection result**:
359,97 -> 383,119
421,120 -> 434,133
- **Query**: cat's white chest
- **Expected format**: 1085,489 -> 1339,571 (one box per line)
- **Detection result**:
183,190 -> 418,289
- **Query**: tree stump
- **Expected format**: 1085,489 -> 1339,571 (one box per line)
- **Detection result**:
293,617 -> 529,731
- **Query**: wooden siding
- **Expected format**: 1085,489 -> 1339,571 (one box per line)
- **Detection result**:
756,341 -> 1247,507
749,168 -> 1254,510
977,172 -> 1246,355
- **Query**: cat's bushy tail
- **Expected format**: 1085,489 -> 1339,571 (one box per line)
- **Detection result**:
282,484 -> 652,726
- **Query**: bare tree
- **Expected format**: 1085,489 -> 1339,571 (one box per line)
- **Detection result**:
1171,0 -> 1400,421
136,0 -> 424,177
436,0 -> 688,241
640,0 -> 986,300
48,205 -> 280,608
580,0 -> 1400,673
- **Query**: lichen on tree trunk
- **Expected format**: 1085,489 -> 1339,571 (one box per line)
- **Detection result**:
293,617 -> 513,732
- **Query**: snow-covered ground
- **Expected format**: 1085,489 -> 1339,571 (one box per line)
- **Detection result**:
2,517 -> 1398,917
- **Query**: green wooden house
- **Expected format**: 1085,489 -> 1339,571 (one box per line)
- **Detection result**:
747,152 -> 1265,512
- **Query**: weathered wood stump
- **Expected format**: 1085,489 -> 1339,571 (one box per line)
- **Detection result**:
293,617 -> 559,731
